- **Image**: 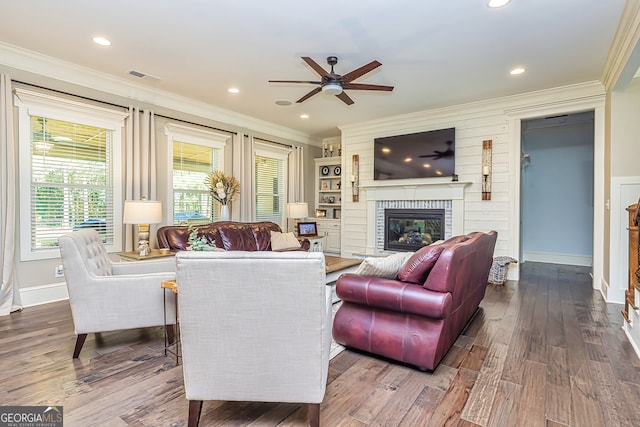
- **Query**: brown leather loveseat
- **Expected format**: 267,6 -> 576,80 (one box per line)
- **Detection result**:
332,231 -> 497,371
157,221 -> 310,252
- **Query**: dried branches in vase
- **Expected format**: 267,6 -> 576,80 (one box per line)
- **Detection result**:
205,170 -> 240,220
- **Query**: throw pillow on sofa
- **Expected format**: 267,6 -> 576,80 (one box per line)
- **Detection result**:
270,231 -> 301,251
354,252 -> 413,279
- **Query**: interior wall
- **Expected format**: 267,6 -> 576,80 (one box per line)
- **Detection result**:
608,77 -> 640,302
340,104 -> 511,259
611,77 -> 640,176
521,116 -> 594,266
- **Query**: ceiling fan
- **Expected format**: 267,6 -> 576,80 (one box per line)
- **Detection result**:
269,56 -> 394,105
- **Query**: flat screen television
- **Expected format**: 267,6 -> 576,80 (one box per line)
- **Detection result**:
374,128 -> 455,180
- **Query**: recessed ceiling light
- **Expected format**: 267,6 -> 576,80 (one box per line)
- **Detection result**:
275,100 -> 292,106
300,114 -> 309,119
228,87 -> 240,94
92,36 -> 111,46
488,0 -> 511,8
404,157 -> 412,163
510,67 -> 526,75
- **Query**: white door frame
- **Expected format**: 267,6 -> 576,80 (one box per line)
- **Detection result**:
506,95 -> 605,293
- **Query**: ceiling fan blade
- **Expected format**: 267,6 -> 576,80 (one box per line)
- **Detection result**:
269,80 -> 322,85
344,83 -> 394,92
302,57 -> 333,79
296,87 -> 322,103
341,60 -> 382,83
336,92 -> 354,105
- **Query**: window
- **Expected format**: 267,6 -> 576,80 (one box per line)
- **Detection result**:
15,88 -> 126,260
166,124 -> 229,224
255,143 -> 290,226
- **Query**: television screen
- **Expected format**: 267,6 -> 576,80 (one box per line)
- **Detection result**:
374,128 -> 455,180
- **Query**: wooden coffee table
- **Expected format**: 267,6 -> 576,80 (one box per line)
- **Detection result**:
325,255 -> 361,303
325,255 -> 361,283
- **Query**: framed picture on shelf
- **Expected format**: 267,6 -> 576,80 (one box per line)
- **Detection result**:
333,209 -> 341,219
315,209 -> 327,218
297,222 -> 318,237
321,180 -> 330,190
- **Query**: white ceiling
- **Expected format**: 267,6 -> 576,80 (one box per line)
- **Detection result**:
0,0 -> 627,139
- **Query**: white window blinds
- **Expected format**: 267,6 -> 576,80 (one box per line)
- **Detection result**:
172,141 -> 220,223
255,153 -> 286,225
30,116 -> 114,249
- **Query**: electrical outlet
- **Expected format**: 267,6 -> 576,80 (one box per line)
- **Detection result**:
55,265 -> 64,278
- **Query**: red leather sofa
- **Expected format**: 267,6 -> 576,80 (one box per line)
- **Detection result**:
157,221 -> 310,252
332,231 -> 497,371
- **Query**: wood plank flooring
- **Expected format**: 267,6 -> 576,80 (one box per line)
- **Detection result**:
2,262 -> 640,426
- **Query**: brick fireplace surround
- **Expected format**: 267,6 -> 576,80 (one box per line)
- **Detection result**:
362,181 -> 470,254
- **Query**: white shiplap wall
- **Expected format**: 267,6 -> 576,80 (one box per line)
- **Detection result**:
338,82 -> 606,281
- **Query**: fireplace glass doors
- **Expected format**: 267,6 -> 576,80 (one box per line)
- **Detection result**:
384,209 -> 444,252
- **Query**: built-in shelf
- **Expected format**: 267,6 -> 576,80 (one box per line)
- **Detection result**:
314,157 -> 342,252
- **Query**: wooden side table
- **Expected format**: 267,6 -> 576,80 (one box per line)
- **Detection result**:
161,279 -> 180,363
118,249 -> 175,261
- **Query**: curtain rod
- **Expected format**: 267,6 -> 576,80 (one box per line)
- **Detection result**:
13,80 -> 237,136
249,135 -> 293,149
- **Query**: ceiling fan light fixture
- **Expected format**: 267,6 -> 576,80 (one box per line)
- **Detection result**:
487,0 -> 510,8
322,82 -> 342,96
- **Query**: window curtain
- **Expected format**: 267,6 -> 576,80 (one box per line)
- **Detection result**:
233,133 -> 255,221
0,74 -> 22,316
288,145 -> 305,203
124,107 -> 157,251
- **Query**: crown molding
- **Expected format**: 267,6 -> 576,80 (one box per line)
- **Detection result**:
601,1 -> 640,91
0,41 -> 310,144
339,81 -> 605,135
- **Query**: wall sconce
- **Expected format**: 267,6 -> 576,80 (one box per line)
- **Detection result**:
351,154 -> 360,202
482,140 -> 492,200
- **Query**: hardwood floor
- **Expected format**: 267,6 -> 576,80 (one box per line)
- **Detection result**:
2,262 -> 640,426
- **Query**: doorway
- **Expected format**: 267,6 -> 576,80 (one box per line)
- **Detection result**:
519,111 -> 594,267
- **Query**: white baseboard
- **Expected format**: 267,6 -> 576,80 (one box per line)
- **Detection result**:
19,282 -> 69,307
524,251 -> 592,267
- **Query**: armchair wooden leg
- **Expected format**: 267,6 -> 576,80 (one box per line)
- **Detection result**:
308,403 -> 320,427
188,400 -> 203,427
72,334 -> 88,359
166,324 -> 175,345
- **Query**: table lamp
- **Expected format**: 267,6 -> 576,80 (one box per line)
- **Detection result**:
123,198 -> 163,256
286,202 -> 309,237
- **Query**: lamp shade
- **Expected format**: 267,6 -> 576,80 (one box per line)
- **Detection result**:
123,200 -> 163,224
286,202 -> 309,219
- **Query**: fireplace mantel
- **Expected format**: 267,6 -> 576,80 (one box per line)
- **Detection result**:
362,181 -> 471,254
362,181 -> 471,201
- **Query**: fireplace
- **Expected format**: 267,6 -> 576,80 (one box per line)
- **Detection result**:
384,208 -> 445,252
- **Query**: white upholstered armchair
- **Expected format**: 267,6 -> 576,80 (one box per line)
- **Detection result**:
175,250 -> 332,427
58,229 -> 176,358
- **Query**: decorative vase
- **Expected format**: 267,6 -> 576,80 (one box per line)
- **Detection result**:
220,204 -> 230,221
